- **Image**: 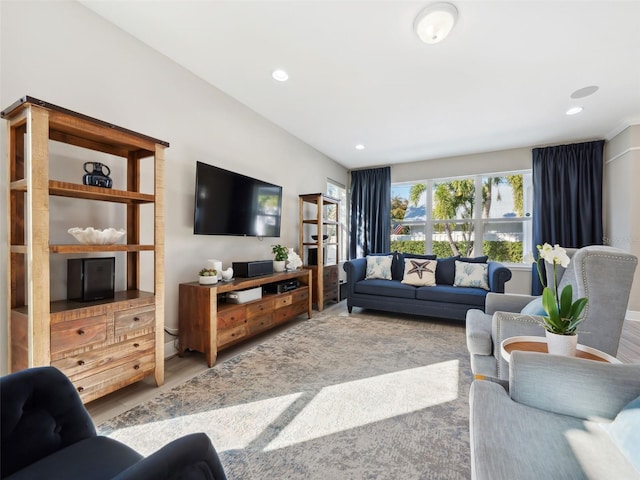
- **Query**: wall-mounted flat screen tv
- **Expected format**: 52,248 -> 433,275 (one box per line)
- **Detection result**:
193,161 -> 282,237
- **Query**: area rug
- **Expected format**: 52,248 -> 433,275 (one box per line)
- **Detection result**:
98,311 -> 473,479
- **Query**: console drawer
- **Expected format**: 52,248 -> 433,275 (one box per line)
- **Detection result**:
72,353 -> 155,404
114,305 -> 155,337
247,298 -> 275,318
248,314 -> 274,335
51,315 -> 108,356
217,324 -> 247,347
217,306 -> 246,329
53,334 -> 155,379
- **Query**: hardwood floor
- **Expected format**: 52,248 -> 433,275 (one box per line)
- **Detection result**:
86,303 -> 640,425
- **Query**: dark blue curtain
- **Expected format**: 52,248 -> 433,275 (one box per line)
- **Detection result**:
349,167 -> 391,259
531,140 -> 604,294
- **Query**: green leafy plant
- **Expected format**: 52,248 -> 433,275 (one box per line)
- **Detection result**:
198,268 -> 217,277
272,245 -> 288,262
525,243 -> 588,335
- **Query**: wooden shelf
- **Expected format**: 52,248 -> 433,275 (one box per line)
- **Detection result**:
11,180 -> 154,204
3,96 -> 168,403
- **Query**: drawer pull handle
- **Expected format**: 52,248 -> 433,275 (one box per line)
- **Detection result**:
133,343 -> 140,348
133,316 -> 140,322
77,386 -> 84,393
77,329 -> 85,335
77,360 -> 85,366
133,364 -> 140,370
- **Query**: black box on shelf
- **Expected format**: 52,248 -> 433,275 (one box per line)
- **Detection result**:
67,257 -> 115,302
232,260 -> 273,278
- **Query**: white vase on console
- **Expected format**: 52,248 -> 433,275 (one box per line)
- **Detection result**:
207,259 -> 223,280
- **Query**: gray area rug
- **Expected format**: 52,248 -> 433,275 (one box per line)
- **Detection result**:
98,311 -> 473,479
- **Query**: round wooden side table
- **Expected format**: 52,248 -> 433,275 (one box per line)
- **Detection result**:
500,336 -> 621,364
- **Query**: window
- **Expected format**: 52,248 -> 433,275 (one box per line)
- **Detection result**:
391,171 -> 532,263
327,179 -> 347,263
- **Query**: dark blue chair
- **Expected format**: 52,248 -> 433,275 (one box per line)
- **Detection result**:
1,366 -> 227,480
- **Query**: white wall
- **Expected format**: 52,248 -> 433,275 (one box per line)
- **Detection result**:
605,125 -> 640,315
0,1 -> 347,374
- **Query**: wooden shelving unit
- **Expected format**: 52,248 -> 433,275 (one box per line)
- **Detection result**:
299,193 -> 340,311
2,96 -> 168,403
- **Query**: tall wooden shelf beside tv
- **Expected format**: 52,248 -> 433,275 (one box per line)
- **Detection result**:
298,193 -> 340,311
2,96 -> 168,403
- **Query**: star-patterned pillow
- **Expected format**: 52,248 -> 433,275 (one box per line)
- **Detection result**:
401,258 -> 437,286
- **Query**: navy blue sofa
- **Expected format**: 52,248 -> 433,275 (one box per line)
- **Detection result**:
0,366 -> 227,480
343,253 -> 512,321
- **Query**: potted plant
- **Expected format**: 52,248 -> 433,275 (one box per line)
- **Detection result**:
272,245 -> 288,272
525,243 -> 588,355
198,267 -> 218,285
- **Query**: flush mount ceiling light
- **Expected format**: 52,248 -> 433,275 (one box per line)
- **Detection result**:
355,144 -> 365,150
272,69 -> 289,82
566,106 -> 584,116
414,2 -> 458,44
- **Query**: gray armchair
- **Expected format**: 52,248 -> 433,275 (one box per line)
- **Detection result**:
470,351 -> 640,479
466,245 -> 638,381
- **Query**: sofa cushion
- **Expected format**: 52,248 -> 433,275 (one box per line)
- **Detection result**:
401,258 -> 437,286
365,255 -> 393,280
606,394 -> 640,471
354,279 -> 417,299
416,284 -> 487,307
6,436 -> 142,480
435,256 -> 460,285
454,261 -> 490,290
400,253 -> 437,279
521,297 -> 546,316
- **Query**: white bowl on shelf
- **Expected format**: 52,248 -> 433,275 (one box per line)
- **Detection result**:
68,227 -> 126,245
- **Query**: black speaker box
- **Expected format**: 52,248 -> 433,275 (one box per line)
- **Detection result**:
232,260 -> 273,278
67,257 -> 115,302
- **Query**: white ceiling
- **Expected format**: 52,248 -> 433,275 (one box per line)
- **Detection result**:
80,1 -> 640,170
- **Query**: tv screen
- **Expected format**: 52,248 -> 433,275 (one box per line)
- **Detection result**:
194,161 -> 282,237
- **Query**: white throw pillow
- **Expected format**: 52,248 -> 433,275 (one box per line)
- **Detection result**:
454,260 -> 489,290
401,258 -> 437,286
365,255 -> 393,280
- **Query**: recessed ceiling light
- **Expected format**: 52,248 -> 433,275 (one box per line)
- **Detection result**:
272,69 -> 289,82
570,85 -> 599,99
566,106 -> 584,116
355,144 -> 365,150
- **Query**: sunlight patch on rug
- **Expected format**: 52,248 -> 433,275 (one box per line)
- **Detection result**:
265,359 -> 460,451
107,392 -> 303,455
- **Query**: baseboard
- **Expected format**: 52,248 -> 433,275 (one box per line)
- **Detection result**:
626,310 -> 640,322
164,339 -> 179,359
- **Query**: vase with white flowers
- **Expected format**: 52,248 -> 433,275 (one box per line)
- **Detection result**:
524,243 -> 588,355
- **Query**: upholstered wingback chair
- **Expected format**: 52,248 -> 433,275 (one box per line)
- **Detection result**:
466,245 -> 638,381
1,366 -> 228,480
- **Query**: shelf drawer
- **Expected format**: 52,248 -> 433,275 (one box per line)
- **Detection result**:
114,305 -> 155,337
248,314 -> 274,335
273,295 -> 293,309
246,298 -> 275,318
53,334 -> 155,380
72,353 -> 155,404
274,301 -> 308,324
217,307 -> 247,329
51,315 -> 108,356
217,324 -> 247,347
291,288 -> 309,303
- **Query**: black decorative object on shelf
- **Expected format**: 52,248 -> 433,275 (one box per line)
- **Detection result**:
83,162 -> 113,188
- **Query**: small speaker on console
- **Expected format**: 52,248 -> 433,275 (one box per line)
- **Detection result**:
67,257 -> 115,302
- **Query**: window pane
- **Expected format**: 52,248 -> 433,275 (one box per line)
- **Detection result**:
481,175 -> 525,219
391,224 -> 426,254
432,222 -> 474,257
482,220 -> 524,262
432,179 -> 475,221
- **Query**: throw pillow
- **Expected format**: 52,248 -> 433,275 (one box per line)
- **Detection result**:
435,255 -> 460,285
606,395 -> 640,471
365,255 -> 393,280
520,297 -> 546,316
454,260 -> 490,290
401,253 -> 437,279
401,258 -> 437,286
459,255 -> 489,263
